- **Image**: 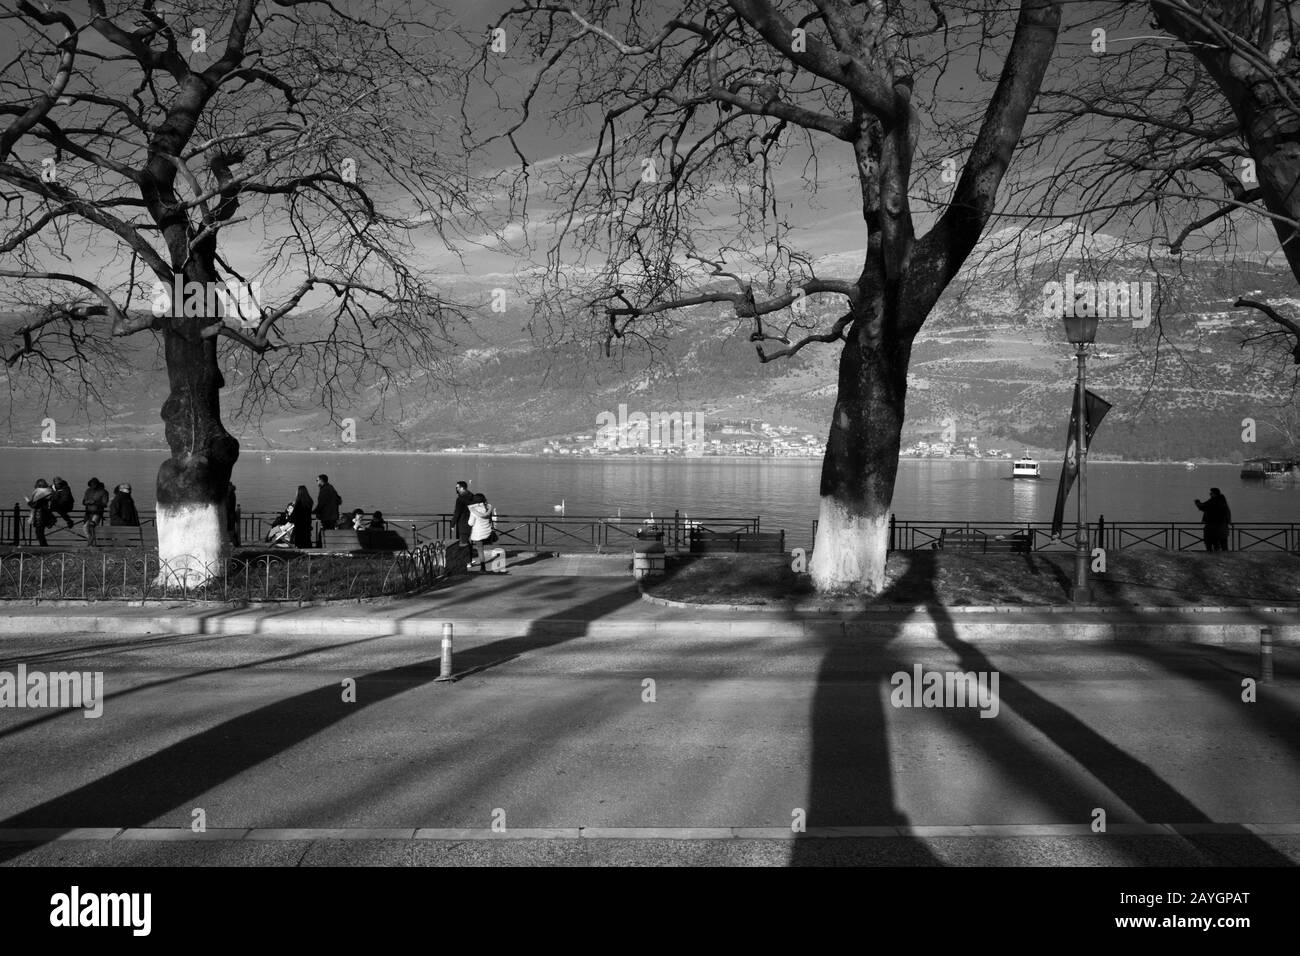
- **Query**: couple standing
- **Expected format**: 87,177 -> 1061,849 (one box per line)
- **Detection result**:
453,480 -> 502,572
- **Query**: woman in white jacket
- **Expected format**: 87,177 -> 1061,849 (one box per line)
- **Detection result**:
467,493 -> 497,572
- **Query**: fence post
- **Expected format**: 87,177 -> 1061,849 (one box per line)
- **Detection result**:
11,503 -> 18,546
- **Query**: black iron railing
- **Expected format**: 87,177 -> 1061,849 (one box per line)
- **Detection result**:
0,542 -> 448,602
3,506 -> 761,552
809,517 -> 1300,553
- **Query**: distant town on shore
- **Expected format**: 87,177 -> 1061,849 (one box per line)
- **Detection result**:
1,413 -> 1269,465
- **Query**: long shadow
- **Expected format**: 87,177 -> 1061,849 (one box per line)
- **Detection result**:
0,633 -> 389,742
0,569 -> 646,862
789,557 -> 946,865
791,550 -> 1296,866
908,551 -> 1294,866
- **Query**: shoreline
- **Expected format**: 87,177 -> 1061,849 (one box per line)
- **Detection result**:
0,446 -> 1249,466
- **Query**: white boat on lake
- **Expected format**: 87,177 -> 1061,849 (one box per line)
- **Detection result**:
1012,452 -> 1041,479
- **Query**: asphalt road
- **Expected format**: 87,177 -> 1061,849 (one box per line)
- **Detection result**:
0,626 -> 1296,865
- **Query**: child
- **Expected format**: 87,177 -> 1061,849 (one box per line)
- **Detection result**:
350,508 -> 366,531
367,510 -> 387,531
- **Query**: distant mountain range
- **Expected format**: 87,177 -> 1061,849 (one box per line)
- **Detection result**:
3,228 -> 1298,463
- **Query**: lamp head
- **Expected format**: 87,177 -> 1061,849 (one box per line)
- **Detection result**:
1063,314 -> 1099,344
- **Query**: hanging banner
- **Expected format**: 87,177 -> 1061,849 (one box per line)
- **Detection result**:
1051,388 -> 1113,538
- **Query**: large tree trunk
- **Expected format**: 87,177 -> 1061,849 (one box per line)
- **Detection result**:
809,317 -> 911,593
155,283 -> 239,587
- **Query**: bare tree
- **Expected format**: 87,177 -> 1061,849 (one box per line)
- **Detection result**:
479,0 -> 1064,593
0,0 -> 473,581
1014,1 -> 1299,358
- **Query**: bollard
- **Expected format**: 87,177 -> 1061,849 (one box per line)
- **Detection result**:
435,622 -> 454,682
1260,625 -> 1274,683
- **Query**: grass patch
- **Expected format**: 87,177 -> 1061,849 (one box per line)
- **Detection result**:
642,550 -> 1300,608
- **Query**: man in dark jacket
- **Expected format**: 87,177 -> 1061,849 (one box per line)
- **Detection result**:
225,482 -> 241,547
1195,487 -> 1232,551
314,474 -> 342,530
50,477 -> 76,530
453,480 -> 473,545
108,483 -> 140,526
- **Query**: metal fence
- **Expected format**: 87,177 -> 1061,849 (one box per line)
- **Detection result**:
0,542 -> 448,602
4,506 -> 760,552
809,517 -> 1300,553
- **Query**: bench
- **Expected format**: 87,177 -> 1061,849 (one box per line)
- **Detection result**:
933,529 -> 1031,554
92,524 -> 146,547
689,529 -> 786,554
318,528 -> 410,552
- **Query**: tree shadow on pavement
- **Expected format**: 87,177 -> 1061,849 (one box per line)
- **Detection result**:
896,551 -> 1292,866
0,576 -> 647,864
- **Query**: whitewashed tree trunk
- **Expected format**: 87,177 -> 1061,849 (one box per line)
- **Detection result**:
155,502 -> 229,587
809,499 -> 890,593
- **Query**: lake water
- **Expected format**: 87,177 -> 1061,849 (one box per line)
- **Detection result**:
1,449 -> 1293,546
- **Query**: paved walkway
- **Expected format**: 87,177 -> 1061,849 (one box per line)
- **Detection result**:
0,552 -> 1297,644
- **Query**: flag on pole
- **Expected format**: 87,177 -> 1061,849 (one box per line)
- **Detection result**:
1051,388 -> 1113,538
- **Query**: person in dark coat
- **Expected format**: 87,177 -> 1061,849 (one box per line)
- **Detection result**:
290,485 -> 314,548
50,477 -> 76,530
83,477 -> 108,546
453,480 -> 473,545
108,483 -> 140,526
225,482 -> 241,547
1195,487 -> 1232,551
25,478 -> 54,546
314,474 -> 342,530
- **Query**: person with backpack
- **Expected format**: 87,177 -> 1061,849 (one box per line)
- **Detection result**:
24,478 -> 55,546
109,483 -> 140,526
467,492 -> 500,572
82,477 -> 109,546
50,477 -> 76,530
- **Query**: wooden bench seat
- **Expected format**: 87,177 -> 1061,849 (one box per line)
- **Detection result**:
933,529 -> 1031,554
9,522 -> 148,548
689,529 -> 786,554
318,528 -> 410,552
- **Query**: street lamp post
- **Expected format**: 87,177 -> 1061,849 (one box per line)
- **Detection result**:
1064,314 -> 1098,604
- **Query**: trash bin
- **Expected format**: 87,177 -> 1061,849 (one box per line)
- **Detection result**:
632,530 -> 665,579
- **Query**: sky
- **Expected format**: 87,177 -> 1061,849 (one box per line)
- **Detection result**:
0,0 -> 1288,325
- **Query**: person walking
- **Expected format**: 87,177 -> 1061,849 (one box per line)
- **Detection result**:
290,485 -> 314,548
314,474 -> 342,530
1195,487 -> 1232,551
452,480 -> 473,546
108,483 -> 140,526
25,478 -> 54,546
50,477 -> 76,530
82,477 -> 108,546
467,492 -> 498,572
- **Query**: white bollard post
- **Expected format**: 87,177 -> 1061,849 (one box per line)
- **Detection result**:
1260,625 -> 1274,683
435,622 -> 454,682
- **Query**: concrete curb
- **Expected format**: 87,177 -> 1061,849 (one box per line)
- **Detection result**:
639,591 -> 1300,616
0,609 -> 1298,644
